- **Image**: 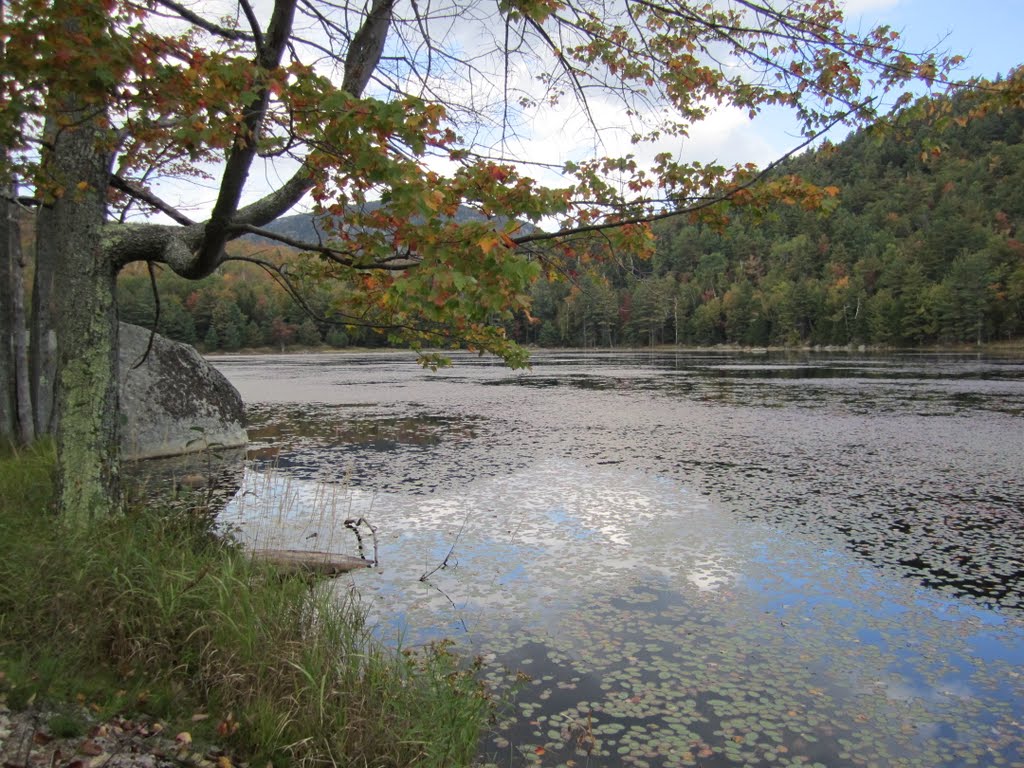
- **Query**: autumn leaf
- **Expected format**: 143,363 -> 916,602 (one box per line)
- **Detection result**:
78,739 -> 104,756
478,234 -> 500,254
423,190 -> 444,212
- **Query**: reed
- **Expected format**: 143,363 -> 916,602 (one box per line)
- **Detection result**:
0,442 -> 490,767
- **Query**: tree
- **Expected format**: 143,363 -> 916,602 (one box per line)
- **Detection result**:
942,250 -> 995,344
722,280 -> 755,344
211,302 -> 246,351
0,0 -> 980,522
0,198 -> 33,444
296,318 -> 323,347
269,317 -> 297,351
628,275 -> 674,346
244,320 -> 266,348
566,273 -> 618,347
161,297 -> 198,345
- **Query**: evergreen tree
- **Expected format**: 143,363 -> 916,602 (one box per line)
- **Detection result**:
296,318 -> 322,346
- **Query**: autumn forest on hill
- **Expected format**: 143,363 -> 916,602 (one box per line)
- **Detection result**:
118,85 -> 1024,352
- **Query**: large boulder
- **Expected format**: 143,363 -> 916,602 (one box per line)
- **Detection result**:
119,323 -> 247,460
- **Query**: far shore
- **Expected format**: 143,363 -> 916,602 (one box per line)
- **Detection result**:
204,340 -> 1024,359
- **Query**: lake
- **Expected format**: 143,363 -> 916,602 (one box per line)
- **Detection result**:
213,350 -> 1024,768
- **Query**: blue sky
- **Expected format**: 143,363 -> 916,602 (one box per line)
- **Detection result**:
664,0 -> 1024,172
850,0 -> 1023,81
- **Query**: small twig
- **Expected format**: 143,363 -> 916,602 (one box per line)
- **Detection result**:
344,516 -> 379,565
131,261 -> 160,370
508,514 -> 526,545
422,579 -> 469,634
420,514 -> 470,582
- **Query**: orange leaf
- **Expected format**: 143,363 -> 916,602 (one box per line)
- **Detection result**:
478,234 -> 499,254
79,739 -> 104,756
424,190 -> 444,211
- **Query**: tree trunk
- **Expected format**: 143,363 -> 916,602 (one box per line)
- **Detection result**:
31,119 -> 60,437
0,196 -> 15,443
49,104 -> 118,525
0,0 -> 15,445
0,191 -> 34,446
9,201 -> 34,444
673,296 -> 679,346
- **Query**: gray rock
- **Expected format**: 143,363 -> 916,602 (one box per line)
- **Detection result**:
119,323 -> 247,460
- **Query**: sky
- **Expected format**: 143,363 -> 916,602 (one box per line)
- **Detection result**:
616,0 -> 1024,175
852,0 -> 1023,81
155,0 -> 1024,224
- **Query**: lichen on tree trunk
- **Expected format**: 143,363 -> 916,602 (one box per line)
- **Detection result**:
49,100 -> 119,525
54,261 -> 119,524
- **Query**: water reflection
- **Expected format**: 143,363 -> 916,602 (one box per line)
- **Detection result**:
215,350 -> 1024,768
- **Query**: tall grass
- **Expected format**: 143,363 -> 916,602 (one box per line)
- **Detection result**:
0,443 -> 490,767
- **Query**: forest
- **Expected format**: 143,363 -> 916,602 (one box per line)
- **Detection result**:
117,84 -> 1024,352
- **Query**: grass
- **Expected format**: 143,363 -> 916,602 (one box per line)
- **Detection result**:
0,441 -> 491,767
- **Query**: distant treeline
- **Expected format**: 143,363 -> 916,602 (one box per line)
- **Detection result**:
120,83 -> 1024,351
118,249 -> 384,351
514,84 -> 1024,349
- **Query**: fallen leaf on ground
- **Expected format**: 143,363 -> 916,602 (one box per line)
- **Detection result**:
79,739 -> 104,756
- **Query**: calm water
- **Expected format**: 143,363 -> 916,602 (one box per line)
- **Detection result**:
214,350 -> 1024,768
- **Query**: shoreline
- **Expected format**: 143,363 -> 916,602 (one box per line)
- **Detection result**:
204,340 -> 1024,359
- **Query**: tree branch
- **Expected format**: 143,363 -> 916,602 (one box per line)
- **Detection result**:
513,109 -> 852,246
109,174 -> 196,226
237,0 -> 265,51
182,0 -> 398,277
342,0 -> 395,96
191,0 -> 299,279
152,0 -> 253,41
231,222 -> 420,270
226,254 -> 445,336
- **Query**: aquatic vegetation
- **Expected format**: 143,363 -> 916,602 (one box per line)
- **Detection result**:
218,351 -> 1024,767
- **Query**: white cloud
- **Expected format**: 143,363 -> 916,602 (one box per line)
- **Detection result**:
841,0 -> 902,12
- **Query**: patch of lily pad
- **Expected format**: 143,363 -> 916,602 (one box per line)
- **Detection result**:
216,351 -> 1024,768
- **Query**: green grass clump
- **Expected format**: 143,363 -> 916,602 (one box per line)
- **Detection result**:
0,443 -> 490,767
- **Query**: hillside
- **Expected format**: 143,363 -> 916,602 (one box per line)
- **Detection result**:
515,80 -> 1024,348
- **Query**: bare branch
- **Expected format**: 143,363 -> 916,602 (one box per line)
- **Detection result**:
237,0 -> 265,51
152,0 -> 252,41
230,222 -> 420,270
130,262 -> 161,370
110,174 -> 196,226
